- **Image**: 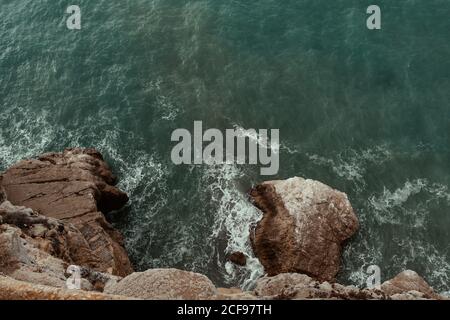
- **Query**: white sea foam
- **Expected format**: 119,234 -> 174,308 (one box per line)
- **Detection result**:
0,106 -> 57,169
307,145 -> 392,189
201,164 -> 264,290
233,124 -> 280,154
368,179 -> 450,227
343,178 -> 450,291
391,240 -> 450,294
345,249 -> 384,287
145,78 -> 183,121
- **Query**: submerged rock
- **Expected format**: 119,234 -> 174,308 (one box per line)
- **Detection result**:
249,177 -> 359,281
0,148 -> 132,276
104,268 -> 217,300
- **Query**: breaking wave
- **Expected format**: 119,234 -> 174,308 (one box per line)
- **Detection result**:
201,164 -> 264,289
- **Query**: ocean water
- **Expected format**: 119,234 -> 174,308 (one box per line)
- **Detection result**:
1,1 -> 449,292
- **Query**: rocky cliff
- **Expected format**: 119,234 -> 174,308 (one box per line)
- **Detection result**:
0,148 -> 132,276
0,149 -> 445,300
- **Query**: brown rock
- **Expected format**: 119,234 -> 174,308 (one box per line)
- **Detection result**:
381,270 -> 438,299
254,271 -> 445,300
0,199 -> 98,269
249,177 -> 359,281
0,275 -> 134,300
0,148 -> 132,276
0,223 -> 68,288
0,205 -> 121,291
216,288 -> 258,300
228,252 -> 247,266
104,268 -> 217,300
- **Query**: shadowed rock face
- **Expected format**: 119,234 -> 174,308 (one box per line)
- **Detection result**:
0,148 -> 132,276
249,177 -> 359,281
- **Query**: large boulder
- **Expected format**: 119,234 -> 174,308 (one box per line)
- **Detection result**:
249,177 -> 359,281
381,270 -> 439,299
104,268 -> 217,300
0,148 -> 132,276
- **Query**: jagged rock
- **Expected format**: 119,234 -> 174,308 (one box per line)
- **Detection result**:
0,210 -> 122,291
0,224 -> 68,288
104,268 -> 217,300
216,288 -> 258,300
228,252 -> 247,266
0,275 -> 134,300
254,271 -> 445,300
254,273 -> 322,299
381,270 -> 438,299
0,148 -> 132,276
74,265 -> 122,292
0,199 -> 102,272
249,177 -> 359,281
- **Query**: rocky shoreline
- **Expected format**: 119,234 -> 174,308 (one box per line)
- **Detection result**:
0,148 -> 445,300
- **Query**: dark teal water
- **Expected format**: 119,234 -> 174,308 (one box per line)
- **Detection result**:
1,1 -> 449,291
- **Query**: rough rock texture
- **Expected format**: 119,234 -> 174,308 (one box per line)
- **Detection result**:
228,252 -> 247,266
254,271 -> 445,300
0,223 -> 68,288
216,288 -> 258,300
381,270 -> 439,299
104,268 -> 217,300
249,177 -> 359,281
0,204 -> 121,290
0,154 -> 444,301
0,148 -> 132,276
0,275 -> 134,300
0,199 -> 101,272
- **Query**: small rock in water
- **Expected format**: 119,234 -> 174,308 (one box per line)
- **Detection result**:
228,252 -> 247,266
